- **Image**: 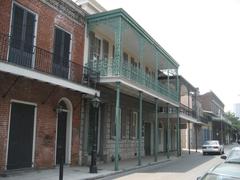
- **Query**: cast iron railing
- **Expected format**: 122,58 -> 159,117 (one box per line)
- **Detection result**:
179,103 -> 197,118
86,59 -> 178,103
0,33 -> 99,88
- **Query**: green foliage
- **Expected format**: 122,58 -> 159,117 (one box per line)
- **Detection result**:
225,111 -> 240,130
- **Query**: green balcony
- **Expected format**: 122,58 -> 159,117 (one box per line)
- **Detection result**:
86,8 -> 179,105
87,58 -> 178,103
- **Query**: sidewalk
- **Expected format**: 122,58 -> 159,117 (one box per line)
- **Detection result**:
0,151 -> 186,180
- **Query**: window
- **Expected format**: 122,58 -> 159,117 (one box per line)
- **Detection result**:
121,108 -> 127,139
110,105 -> 116,138
102,39 -> 109,60
93,37 -> 101,60
123,52 -> 128,64
52,27 -> 71,78
129,111 -> 137,139
9,3 -> 36,67
110,106 -> 122,139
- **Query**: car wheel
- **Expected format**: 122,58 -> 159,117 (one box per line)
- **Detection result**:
203,152 -> 206,155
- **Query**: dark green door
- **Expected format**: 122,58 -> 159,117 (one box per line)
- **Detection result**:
7,102 -> 35,169
56,111 -> 67,164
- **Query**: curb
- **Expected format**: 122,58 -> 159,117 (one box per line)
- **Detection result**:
83,158 -> 176,180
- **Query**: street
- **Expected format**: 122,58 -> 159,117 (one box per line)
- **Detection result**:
101,144 -> 238,180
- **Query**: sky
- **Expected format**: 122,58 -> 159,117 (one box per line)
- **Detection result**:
86,0 -> 240,111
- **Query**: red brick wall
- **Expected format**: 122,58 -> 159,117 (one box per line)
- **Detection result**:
0,73 -> 81,170
0,0 -> 85,66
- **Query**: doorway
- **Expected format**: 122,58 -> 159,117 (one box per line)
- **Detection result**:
7,102 -> 36,170
144,123 -> 151,156
56,99 -> 72,164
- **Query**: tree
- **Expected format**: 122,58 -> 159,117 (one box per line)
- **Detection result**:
225,111 -> 240,130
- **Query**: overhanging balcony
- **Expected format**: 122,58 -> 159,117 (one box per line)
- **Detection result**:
87,59 -> 178,103
86,9 -> 179,105
0,33 -> 99,96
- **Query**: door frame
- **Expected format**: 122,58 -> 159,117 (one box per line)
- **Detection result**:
54,97 -> 73,165
5,99 -> 37,170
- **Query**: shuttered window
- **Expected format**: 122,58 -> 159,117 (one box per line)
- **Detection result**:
9,4 -> 36,67
129,111 -> 137,139
102,39 -> 109,59
121,108 -> 127,139
110,105 -> 116,139
52,27 -> 71,78
123,52 -> 128,64
11,4 -> 36,53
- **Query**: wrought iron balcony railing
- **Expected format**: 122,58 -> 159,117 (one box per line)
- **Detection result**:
86,59 -> 178,102
179,103 -> 197,118
0,33 -> 99,88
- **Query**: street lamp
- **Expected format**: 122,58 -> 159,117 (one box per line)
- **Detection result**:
89,94 -> 100,173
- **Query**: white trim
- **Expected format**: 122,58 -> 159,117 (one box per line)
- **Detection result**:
6,100 -> 37,170
0,62 -> 100,96
55,98 -> 73,165
100,77 -> 178,107
10,99 -> 37,106
32,105 -> 37,168
5,102 -> 12,170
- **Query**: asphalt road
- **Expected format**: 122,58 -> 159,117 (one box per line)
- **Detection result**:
101,144 -> 239,180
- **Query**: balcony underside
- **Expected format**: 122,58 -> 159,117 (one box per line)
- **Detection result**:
99,76 -> 178,107
0,61 -> 99,96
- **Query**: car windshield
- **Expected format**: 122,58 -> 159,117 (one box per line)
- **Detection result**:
203,141 -> 219,145
225,150 -> 240,164
201,173 -> 240,180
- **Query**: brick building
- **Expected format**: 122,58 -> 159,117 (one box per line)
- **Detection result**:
0,0 -> 99,171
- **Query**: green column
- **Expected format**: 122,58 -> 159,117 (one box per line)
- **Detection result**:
115,82 -> 121,171
154,98 -> 158,162
188,121 -> 191,154
167,104 -> 170,159
114,17 -> 122,76
138,91 -> 143,166
177,107 -> 180,157
176,69 -> 181,156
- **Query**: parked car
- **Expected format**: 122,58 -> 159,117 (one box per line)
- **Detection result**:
202,140 -> 224,155
221,147 -> 240,163
197,147 -> 240,180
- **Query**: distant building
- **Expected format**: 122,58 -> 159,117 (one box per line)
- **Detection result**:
233,103 -> 240,119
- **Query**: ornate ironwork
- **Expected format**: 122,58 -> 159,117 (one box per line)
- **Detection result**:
0,33 -> 99,88
42,0 -> 85,25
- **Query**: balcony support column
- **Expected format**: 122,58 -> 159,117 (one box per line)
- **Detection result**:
114,82 -> 121,171
176,107 -> 180,156
154,98 -> 158,162
188,121 -> 191,154
114,17 -> 123,76
167,103 -> 170,159
195,124 -> 198,152
176,69 -> 181,156
138,91 -> 143,166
